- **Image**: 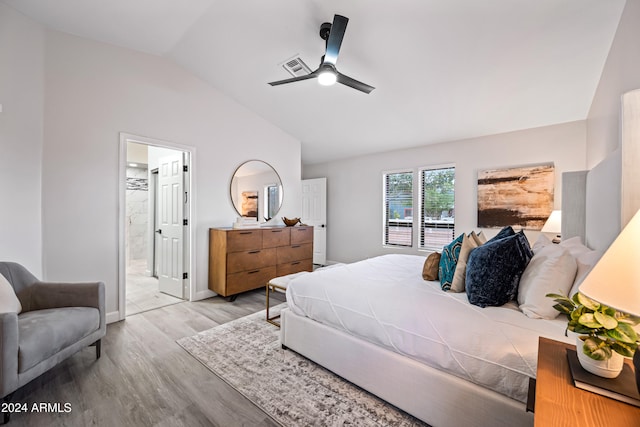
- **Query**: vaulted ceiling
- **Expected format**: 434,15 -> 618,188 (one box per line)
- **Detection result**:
3,0 -> 626,164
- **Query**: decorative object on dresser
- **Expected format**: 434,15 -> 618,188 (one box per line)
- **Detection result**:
282,217 -> 300,226
208,226 -> 313,300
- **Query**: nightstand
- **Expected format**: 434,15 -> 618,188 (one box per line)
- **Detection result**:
533,337 -> 640,426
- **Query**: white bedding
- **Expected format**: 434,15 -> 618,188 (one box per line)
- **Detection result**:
285,254 -> 572,403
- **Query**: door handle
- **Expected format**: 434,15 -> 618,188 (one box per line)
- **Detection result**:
321,224 -> 326,228
156,229 -> 162,234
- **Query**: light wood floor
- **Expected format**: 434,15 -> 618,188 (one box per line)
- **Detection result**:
10,288 -> 286,426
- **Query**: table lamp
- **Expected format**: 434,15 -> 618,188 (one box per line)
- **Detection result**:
579,209 -> 640,393
541,210 -> 562,243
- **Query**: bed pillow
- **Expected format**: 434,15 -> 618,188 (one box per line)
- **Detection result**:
517,244 -> 577,319
487,226 -> 516,244
559,236 -> 591,258
466,231 -> 533,308
449,232 -> 482,292
439,233 -> 464,291
0,273 -> 21,314
569,250 -> 603,297
532,234 -> 552,252
422,252 -> 441,281
473,231 -> 487,245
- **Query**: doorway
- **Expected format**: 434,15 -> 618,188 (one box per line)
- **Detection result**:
119,134 -> 194,319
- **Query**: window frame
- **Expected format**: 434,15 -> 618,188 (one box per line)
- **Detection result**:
418,164 -> 456,251
382,169 -> 414,248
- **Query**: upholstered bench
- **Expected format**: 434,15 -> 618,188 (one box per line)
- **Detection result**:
266,271 -> 309,326
265,264 -> 344,326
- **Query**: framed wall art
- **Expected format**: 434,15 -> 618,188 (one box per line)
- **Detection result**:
477,163 -> 554,230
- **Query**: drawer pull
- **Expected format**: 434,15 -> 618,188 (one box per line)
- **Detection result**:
239,231 -> 253,235
291,261 -> 301,266
248,250 -> 261,254
248,270 -> 260,274
270,230 -> 283,233
291,245 -> 301,248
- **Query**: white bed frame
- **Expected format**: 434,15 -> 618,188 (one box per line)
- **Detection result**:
280,151 -> 623,427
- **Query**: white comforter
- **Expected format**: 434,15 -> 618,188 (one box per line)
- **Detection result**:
285,254 -> 572,402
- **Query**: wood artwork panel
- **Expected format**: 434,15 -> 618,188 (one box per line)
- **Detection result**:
241,191 -> 258,218
477,163 -> 554,229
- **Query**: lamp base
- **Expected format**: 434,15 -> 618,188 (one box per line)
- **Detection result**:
635,349 -> 640,395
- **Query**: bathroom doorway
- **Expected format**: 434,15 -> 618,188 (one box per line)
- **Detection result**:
119,135 -> 193,318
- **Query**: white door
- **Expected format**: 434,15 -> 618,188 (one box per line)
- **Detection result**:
157,153 -> 184,298
301,178 -> 327,265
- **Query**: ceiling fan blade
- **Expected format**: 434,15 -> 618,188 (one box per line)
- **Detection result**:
336,72 -> 375,94
323,14 -> 348,66
268,70 -> 318,86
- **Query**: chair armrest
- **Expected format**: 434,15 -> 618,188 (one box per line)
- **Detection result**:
0,313 -> 19,398
29,281 -> 105,312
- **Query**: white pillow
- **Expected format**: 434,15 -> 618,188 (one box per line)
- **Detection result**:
0,273 -> 22,314
532,234 -> 552,252
559,236 -> 591,258
569,250 -> 603,297
449,232 -> 481,292
518,244 -> 577,319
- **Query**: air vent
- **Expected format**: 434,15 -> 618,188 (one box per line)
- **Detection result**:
279,55 -> 311,77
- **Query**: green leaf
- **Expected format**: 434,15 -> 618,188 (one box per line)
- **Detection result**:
606,322 -> 639,344
552,302 -> 573,315
578,313 -> 602,329
577,293 -> 600,311
594,311 -> 618,329
582,336 -> 612,361
611,341 -> 638,358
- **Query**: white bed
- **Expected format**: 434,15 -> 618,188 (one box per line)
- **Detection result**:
280,152 -> 622,427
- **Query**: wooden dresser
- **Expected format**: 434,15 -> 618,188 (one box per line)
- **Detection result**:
208,226 -> 313,298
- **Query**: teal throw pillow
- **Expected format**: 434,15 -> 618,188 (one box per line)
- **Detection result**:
439,233 -> 464,291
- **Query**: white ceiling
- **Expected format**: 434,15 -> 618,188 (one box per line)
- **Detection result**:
4,0 -> 626,164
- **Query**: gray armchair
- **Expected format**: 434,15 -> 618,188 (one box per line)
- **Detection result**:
0,262 -> 105,423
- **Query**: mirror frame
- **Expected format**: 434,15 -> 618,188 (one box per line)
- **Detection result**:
229,160 -> 283,222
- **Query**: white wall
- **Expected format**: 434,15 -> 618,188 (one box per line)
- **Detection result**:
587,0 -> 640,168
304,121 -> 586,264
42,31 -> 301,321
0,4 -> 44,276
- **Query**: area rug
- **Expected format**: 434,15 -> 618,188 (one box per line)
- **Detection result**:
177,304 -> 428,426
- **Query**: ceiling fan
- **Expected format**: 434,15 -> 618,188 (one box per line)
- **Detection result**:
268,14 -> 375,94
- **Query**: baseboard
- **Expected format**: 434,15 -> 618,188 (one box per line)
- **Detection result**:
106,310 -> 121,324
192,289 -> 216,301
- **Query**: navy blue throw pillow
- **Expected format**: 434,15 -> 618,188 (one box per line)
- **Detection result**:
465,231 -> 533,307
439,233 -> 464,291
486,226 -> 515,244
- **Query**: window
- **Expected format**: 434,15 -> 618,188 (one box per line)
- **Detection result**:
383,171 -> 413,247
420,166 -> 455,250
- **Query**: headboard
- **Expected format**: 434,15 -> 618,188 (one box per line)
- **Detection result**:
562,148 -> 621,252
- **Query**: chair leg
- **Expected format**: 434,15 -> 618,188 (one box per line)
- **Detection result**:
2,393 -> 14,424
91,339 -> 101,359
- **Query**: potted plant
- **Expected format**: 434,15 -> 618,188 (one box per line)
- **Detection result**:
546,292 -> 640,378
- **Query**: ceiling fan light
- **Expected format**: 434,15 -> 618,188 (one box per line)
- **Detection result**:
318,70 -> 337,86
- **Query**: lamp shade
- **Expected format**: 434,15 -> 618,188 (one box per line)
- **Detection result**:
541,210 -> 562,234
578,209 -> 640,316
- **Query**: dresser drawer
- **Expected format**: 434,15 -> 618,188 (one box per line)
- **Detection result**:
227,248 -> 276,274
226,266 -> 277,295
227,230 -> 262,252
277,243 -> 313,264
262,228 -> 290,248
291,226 -> 313,244
277,259 -> 313,276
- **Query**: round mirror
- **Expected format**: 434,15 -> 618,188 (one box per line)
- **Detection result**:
230,160 -> 283,221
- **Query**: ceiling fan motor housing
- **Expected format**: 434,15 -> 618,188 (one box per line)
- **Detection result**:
319,22 -> 332,40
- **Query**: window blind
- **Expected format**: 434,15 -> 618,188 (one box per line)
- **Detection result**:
420,166 -> 455,250
383,171 -> 413,247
